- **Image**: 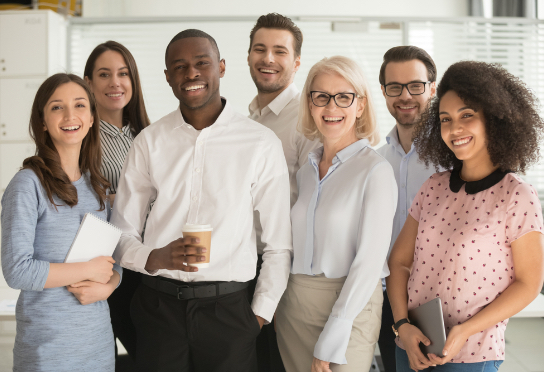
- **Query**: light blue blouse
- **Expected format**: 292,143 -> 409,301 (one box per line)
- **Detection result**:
291,139 -> 397,364
1,169 -> 121,372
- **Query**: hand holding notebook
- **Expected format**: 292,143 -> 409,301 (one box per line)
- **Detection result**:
64,213 -> 122,263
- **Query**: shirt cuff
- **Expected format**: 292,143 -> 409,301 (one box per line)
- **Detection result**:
123,244 -> 158,276
251,293 -> 277,324
113,264 -> 123,289
314,316 -> 353,364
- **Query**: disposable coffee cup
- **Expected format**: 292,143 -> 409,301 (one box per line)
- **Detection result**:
182,224 -> 213,268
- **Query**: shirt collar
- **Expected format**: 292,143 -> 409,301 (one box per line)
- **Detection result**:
308,138 -> 370,165
100,119 -> 129,137
449,167 -> 511,194
385,126 -> 415,155
248,83 -> 299,117
174,97 -> 233,130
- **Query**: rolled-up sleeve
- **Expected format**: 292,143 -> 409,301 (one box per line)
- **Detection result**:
314,161 -> 397,364
250,130 -> 293,323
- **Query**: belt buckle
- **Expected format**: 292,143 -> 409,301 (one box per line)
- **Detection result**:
177,285 -> 191,300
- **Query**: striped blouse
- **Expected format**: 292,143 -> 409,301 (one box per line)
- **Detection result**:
99,120 -> 134,194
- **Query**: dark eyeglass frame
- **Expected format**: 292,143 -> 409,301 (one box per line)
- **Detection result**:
310,91 -> 359,108
383,81 -> 431,97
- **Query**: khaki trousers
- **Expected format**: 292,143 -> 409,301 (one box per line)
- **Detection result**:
276,274 -> 383,372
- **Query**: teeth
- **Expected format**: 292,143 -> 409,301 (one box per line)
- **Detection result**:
324,117 -> 343,122
61,126 -> 80,131
185,85 -> 205,91
399,106 -> 416,109
453,137 -> 472,146
260,69 -> 277,74
107,93 -> 122,97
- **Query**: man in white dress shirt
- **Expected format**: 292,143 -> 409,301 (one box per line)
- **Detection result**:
247,13 -> 320,372
376,46 -> 438,372
111,29 -> 292,372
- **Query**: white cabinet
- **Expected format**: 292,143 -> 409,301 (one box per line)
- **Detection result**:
0,11 -> 67,78
0,78 -> 44,141
0,10 -> 67,193
0,143 -> 35,192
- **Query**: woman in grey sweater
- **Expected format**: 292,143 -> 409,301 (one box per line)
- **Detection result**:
1,73 -> 121,371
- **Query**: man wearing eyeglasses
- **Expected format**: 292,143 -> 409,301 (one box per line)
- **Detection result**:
376,46 -> 438,372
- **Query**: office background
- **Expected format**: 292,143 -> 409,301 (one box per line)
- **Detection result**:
1,1 -> 544,371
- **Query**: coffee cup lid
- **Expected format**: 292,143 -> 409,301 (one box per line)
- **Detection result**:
182,224 -> 213,232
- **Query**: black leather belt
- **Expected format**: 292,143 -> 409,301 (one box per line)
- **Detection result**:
142,275 -> 249,300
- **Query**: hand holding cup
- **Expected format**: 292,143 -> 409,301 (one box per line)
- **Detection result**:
145,236 -> 207,272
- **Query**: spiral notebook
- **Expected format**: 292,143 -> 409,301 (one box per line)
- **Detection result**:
64,213 -> 123,263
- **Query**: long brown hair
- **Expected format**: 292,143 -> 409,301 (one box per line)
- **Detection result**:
84,40 -> 150,136
23,73 -> 110,210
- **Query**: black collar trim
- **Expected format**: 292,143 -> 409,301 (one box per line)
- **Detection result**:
449,168 -> 511,194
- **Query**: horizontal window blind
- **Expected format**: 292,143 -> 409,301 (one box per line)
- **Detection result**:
69,17 -> 544,204
408,20 -> 544,200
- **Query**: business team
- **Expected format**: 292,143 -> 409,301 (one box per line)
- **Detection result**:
2,12 -> 544,372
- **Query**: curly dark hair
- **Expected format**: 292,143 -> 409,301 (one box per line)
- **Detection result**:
414,60 -> 544,173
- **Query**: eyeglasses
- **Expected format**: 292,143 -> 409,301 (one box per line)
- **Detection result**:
383,82 -> 431,97
310,91 -> 359,108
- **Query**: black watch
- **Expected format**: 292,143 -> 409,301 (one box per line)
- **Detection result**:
392,318 -> 410,337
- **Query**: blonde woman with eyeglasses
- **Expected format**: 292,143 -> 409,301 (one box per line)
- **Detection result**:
275,56 -> 397,372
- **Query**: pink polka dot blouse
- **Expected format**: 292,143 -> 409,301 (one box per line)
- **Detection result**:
397,170 -> 543,363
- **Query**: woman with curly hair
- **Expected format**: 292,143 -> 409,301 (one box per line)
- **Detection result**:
387,60 -> 544,372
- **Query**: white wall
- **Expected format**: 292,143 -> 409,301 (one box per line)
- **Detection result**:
82,0 -> 469,18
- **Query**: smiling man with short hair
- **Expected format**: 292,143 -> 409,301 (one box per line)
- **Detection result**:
376,45 -> 438,372
112,29 -> 292,372
247,14 -> 320,372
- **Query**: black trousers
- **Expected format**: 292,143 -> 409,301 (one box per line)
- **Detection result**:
107,268 -> 141,358
131,281 -> 259,372
248,255 -> 286,372
378,290 -> 397,372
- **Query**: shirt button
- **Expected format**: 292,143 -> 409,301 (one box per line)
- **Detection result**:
192,196 -> 198,201
195,168 -> 201,173
403,158 -> 407,162
197,141 -> 203,146
401,184 -> 406,188
402,210 -> 406,214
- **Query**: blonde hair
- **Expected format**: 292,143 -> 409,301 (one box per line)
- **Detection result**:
298,56 -> 378,145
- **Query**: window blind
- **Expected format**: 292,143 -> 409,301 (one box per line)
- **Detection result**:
69,17 -> 544,203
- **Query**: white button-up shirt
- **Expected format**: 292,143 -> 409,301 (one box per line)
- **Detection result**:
249,83 -> 321,206
249,83 -> 321,254
111,100 -> 293,322
291,139 -> 397,364
376,127 -> 437,258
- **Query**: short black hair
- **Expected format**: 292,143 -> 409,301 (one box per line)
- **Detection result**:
379,45 -> 437,85
165,29 -> 221,66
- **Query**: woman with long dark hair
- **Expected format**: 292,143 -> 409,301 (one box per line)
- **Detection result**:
1,73 -> 120,371
84,40 -> 150,360
387,61 -> 544,372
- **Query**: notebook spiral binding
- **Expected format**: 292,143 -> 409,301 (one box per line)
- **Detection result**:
85,212 -> 122,234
